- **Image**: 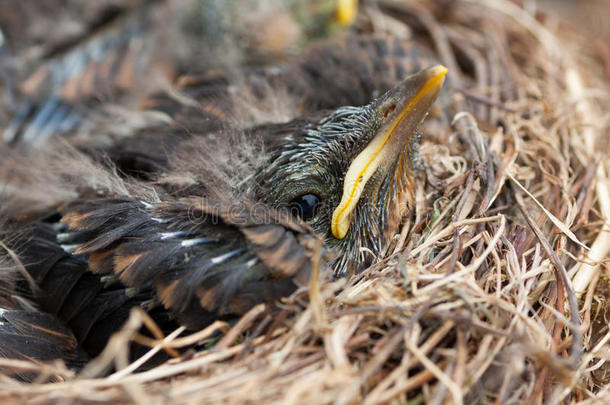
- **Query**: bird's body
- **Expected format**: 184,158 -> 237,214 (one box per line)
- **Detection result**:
0,29 -> 447,375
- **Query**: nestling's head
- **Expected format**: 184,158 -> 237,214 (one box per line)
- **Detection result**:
252,65 -> 448,274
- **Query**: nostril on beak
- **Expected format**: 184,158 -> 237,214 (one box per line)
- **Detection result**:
383,104 -> 396,118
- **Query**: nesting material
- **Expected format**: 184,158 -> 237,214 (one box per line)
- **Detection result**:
1,0 -> 609,404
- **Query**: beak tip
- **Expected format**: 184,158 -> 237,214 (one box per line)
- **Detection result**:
429,65 -> 449,82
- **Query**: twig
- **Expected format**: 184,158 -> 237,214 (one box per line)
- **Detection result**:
512,185 -> 583,368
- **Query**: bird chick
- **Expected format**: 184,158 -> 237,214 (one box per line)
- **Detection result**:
252,65 -> 448,274
0,65 -> 447,368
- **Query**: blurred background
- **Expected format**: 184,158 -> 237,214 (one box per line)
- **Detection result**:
0,0 -> 607,147
539,0 -> 609,44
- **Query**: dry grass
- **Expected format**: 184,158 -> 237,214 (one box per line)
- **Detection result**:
1,0 -> 609,403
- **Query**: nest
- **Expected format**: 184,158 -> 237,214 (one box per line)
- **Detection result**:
1,0 -> 608,403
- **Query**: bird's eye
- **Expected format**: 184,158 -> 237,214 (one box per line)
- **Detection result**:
289,194 -> 321,221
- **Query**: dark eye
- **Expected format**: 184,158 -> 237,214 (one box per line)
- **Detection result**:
289,194 -> 321,221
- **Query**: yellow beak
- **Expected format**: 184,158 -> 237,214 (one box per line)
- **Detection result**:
331,65 -> 448,239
